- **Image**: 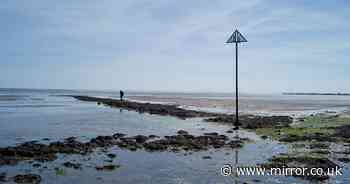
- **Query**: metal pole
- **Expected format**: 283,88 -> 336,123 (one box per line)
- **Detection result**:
235,42 -> 239,129
234,42 -> 239,184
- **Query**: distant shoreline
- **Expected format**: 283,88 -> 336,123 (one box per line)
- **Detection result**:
283,92 -> 350,96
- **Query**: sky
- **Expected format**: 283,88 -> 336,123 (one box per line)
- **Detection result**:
1,0 -> 350,93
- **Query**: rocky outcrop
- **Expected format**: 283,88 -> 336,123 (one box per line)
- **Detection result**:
71,96 -> 218,119
204,115 -> 293,129
71,96 -> 293,129
0,131 -> 247,167
261,155 -> 339,181
14,174 -> 41,184
278,133 -> 335,142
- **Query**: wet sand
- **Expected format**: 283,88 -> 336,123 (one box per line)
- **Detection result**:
127,94 -> 350,117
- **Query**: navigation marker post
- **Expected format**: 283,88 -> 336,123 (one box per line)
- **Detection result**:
226,29 -> 247,184
226,29 -> 247,130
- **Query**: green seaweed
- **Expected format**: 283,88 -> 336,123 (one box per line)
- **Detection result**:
55,167 -> 66,176
253,115 -> 350,142
297,116 -> 350,128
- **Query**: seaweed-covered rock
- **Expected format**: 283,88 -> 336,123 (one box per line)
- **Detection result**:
143,141 -> 168,151
0,131 -> 247,167
112,133 -> 126,139
205,115 -> 292,129
132,135 -> 149,143
14,174 -> 41,184
261,155 -> 339,181
71,96 -> 218,119
107,153 -> 116,159
148,135 -> 159,139
95,164 -> 120,171
177,130 -> 189,135
279,133 -> 334,142
335,125 -> 350,138
63,162 -> 81,169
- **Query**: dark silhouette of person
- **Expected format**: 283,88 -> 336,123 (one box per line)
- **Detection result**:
120,90 -> 124,101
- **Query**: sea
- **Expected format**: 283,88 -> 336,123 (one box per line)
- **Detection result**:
0,88 -> 349,184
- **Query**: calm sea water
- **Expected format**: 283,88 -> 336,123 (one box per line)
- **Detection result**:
0,88 -> 348,183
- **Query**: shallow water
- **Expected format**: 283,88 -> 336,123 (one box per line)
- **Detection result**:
127,92 -> 350,117
0,88 -> 348,183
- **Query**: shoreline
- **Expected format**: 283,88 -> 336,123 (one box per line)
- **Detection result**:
126,95 -> 350,118
69,95 -> 350,181
0,94 -> 349,183
283,92 -> 350,96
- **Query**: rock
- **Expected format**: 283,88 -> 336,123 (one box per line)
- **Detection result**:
148,135 -> 159,139
72,96 -> 294,129
202,156 -> 212,159
226,140 -> 243,148
0,131 -> 248,167
335,125 -> 350,138
14,174 -> 41,184
279,132 -> 334,142
63,161 -> 81,169
133,135 -> 148,143
107,153 -> 116,159
203,132 -> 218,136
32,163 -> 41,168
310,150 -> 330,155
35,154 -> 57,162
205,115 -> 293,129
112,133 -> 126,139
226,130 -> 234,133
261,155 -> 338,181
64,137 -> 77,143
177,130 -> 189,135
261,135 -> 268,139
338,157 -> 350,163
0,172 -> 6,182
90,136 -> 115,147
71,96 -> 218,119
171,148 -> 180,152
95,164 -> 120,171
309,142 -> 329,149
144,142 -> 167,151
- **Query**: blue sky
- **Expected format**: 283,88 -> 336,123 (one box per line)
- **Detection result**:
1,0 -> 350,93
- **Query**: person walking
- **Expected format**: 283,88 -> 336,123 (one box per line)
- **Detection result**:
120,90 -> 124,101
